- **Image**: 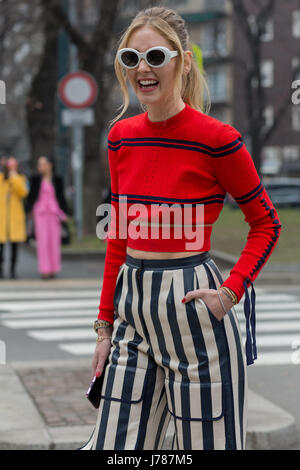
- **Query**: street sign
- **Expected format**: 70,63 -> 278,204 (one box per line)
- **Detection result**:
61,108 -> 94,126
58,71 -> 98,109
57,70 -> 98,241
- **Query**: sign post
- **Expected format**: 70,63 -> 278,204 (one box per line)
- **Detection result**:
58,70 -> 98,240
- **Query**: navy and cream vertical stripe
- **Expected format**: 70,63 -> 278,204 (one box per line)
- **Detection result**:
83,252 -> 247,450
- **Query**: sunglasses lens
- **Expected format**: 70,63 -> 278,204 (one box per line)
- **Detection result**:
120,51 -> 139,67
147,49 -> 166,66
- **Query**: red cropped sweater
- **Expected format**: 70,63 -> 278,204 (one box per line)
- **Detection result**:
97,103 -> 281,363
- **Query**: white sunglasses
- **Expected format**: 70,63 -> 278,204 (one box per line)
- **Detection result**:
117,46 -> 178,69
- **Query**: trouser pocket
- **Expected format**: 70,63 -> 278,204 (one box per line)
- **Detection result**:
164,378 -> 227,450
194,297 -> 223,329
164,378 -> 223,421
101,364 -> 148,404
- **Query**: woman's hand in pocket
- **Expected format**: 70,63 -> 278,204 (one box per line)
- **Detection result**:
181,288 -> 234,322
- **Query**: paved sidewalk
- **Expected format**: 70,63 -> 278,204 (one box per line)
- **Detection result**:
0,359 -> 298,450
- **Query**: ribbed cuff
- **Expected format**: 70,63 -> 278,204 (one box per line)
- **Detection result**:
221,272 -> 247,303
97,309 -> 114,326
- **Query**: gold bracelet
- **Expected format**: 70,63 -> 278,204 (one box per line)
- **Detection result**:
222,286 -> 238,304
217,290 -> 228,315
221,286 -> 238,305
94,319 -> 111,332
96,335 -> 112,343
220,287 -> 233,302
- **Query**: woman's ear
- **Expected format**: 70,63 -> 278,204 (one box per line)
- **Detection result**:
183,50 -> 193,74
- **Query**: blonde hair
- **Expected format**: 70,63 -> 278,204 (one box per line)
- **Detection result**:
110,6 -> 211,127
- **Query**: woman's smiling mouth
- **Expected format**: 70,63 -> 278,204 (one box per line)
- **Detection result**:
138,79 -> 159,90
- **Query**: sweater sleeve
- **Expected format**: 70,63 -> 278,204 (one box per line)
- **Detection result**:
97,123 -> 128,324
212,123 -> 282,365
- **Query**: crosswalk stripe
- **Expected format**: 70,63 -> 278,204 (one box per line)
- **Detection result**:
0,310 -> 96,320
0,299 -> 97,312
253,351 -> 300,366
239,321 -> 300,333
238,294 -> 297,302
255,334 -> 300,347
2,318 -> 96,329
59,342 -> 97,355
234,302 -> 300,311
0,291 -> 99,300
28,328 -> 94,341
237,312 -> 300,321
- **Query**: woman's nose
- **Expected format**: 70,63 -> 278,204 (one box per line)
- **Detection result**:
137,58 -> 152,73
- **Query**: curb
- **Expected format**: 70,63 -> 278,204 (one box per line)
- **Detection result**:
23,242 -> 106,261
0,362 -> 298,450
246,390 -> 298,450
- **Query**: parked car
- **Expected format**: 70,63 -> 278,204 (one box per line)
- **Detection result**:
263,178 -> 300,207
226,178 -> 300,208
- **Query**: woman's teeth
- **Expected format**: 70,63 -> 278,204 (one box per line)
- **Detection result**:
139,80 -> 159,88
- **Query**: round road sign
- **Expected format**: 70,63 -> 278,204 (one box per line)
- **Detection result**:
58,71 -> 98,109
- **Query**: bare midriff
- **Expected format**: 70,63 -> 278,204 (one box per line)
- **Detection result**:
126,246 -> 206,259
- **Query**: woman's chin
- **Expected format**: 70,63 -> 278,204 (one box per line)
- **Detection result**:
137,91 -> 162,107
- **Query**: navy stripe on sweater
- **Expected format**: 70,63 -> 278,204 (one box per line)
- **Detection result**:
108,137 -> 244,158
111,192 -> 225,206
234,182 -> 264,205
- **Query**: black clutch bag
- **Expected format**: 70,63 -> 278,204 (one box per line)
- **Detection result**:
86,358 -> 109,408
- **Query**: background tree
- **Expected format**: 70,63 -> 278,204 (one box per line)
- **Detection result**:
26,7 -> 60,169
26,0 -> 162,235
230,0 -> 300,173
0,0 -> 43,161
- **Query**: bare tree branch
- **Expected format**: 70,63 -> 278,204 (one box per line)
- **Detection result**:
41,0 -> 92,60
257,0 -> 276,27
230,0 -> 253,42
87,0 -> 122,69
262,64 -> 300,145
228,0 -> 279,172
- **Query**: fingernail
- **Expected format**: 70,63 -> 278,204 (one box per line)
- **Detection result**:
96,371 -> 101,378
181,297 -> 186,303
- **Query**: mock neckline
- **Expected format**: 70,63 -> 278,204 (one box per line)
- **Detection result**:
144,102 -> 191,131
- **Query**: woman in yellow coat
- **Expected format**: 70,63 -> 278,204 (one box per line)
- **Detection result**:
0,157 -> 28,279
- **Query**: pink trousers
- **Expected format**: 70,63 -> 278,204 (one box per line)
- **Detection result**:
34,212 -> 62,274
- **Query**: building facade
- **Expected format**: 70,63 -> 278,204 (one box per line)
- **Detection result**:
173,0 -> 300,176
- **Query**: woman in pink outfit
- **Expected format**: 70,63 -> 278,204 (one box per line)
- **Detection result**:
26,156 -> 70,279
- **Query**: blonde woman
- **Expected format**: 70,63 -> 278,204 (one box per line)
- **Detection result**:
86,7 -> 281,450
0,157 -> 28,279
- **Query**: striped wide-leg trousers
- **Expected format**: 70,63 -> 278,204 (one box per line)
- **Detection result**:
85,251 -> 248,450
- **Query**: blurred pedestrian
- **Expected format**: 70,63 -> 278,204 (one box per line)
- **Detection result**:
0,156 -> 28,279
25,156 -> 70,280
0,155 -> 7,172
